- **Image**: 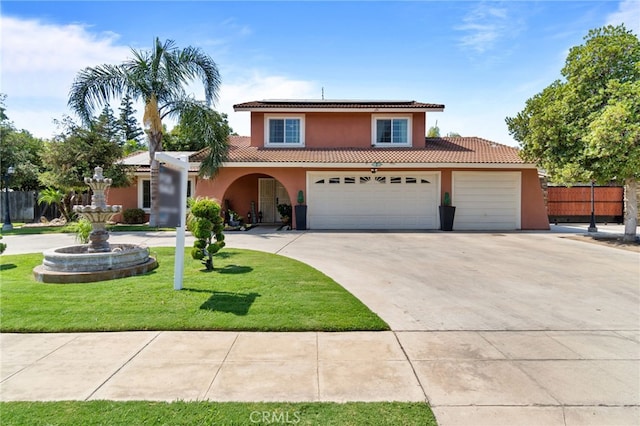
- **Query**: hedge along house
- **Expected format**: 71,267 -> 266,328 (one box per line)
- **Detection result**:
107,99 -> 549,231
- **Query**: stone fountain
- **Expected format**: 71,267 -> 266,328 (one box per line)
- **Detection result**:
33,167 -> 158,283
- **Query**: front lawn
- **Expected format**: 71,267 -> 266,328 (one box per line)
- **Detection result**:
0,223 -> 174,235
0,248 -> 388,332
0,401 -> 437,425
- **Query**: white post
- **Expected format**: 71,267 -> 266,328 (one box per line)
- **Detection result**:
174,155 -> 188,290
154,152 -> 188,290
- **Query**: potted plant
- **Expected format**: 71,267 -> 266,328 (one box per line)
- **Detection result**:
439,192 -> 456,231
294,190 -> 307,230
277,203 -> 292,230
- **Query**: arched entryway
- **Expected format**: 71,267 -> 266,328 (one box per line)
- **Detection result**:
220,173 -> 291,225
195,167 -> 305,228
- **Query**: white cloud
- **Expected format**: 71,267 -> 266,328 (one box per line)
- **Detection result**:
1,16 -> 131,136
606,0 -> 640,34
0,15 -> 317,139
456,2 -> 511,53
1,16 -> 130,98
455,1 -> 527,56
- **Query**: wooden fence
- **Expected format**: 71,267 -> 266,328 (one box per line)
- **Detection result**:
0,191 -> 64,223
547,186 -> 624,223
0,191 -> 36,222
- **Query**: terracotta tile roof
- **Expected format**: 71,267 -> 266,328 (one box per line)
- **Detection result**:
234,99 -> 445,111
200,136 -> 525,165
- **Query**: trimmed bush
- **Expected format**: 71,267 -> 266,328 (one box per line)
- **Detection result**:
187,198 -> 225,271
122,208 -> 146,224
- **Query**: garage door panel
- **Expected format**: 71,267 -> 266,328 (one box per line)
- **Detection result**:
453,171 -> 521,230
308,172 -> 439,230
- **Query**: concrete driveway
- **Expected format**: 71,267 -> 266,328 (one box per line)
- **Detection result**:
274,229 -> 639,332
2,226 -> 639,425
231,226 -> 640,424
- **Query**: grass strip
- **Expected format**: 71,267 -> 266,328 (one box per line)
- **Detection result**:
0,401 -> 437,426
0,248 -> 389,332
1,224 -> 175,235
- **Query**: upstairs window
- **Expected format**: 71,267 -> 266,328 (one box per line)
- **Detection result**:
265,115 -> 305,146
372,116 -> 411,146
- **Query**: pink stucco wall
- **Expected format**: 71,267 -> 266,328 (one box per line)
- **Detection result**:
107,166 -> 548,230
249,112 -> 427,148
520,168 -> 550,230
106,185 -> 138,223
195,166 -> 549,230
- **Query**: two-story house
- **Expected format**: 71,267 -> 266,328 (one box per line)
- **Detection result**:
108,99 -> 549,230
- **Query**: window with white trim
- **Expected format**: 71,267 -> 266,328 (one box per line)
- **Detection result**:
139,178 -> 193,211
372,115 -> 411,146
265,115 -> 305,146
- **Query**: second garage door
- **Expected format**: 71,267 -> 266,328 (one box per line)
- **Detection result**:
452,171 -> 521,230
307,172 -> 439,229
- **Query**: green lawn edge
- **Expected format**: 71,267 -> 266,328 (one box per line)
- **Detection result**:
0,401 -> 437,426
0,247 -> 389,333
0,224 -> 175,235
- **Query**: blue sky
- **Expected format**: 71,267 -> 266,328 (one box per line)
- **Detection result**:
1,1 -> 638,146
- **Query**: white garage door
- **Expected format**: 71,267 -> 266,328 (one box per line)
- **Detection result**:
452,171 -> 521,230
308,172 -> 439,229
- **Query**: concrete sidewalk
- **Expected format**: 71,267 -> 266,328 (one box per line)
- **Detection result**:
2,331 -> 638,425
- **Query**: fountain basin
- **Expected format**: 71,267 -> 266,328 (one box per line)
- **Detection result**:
33,244 -> 158,283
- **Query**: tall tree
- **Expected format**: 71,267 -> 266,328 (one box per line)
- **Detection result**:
506,25 -> 640,241
68,37 -> 229,226
96,105 -> 120,143
163,111 -> 232,153
40,115 -> 130,220
118,94 -> 144,144
0,94 -> 44,190
427,121 -> 440,137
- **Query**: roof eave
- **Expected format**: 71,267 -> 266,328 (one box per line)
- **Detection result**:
233,106 -> 445,113
220,161 -> 534,169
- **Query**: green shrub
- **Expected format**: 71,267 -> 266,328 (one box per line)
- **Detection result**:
0,235 -> 6,255
189,197 -> 225,271
72,218 -> 93,244
122,208 -> 146,224
191,247 -> 205,260
190,198 -> 221,218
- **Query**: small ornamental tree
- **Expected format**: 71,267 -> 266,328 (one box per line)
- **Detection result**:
188,197 -> 225,271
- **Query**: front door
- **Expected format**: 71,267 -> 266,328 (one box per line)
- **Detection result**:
258,178 -> 290,223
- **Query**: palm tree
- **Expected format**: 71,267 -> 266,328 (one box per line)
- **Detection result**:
68,37 -> 229,226
37,187 -> 70,221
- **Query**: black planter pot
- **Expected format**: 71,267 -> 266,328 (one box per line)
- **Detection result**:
295,204 -> 307,230
439,205 -> 456,231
